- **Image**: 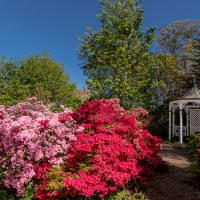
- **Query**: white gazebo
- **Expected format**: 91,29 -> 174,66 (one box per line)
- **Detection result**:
168,77 -> 200,143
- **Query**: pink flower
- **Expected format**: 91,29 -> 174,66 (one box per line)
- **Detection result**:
0,98 -> 82,196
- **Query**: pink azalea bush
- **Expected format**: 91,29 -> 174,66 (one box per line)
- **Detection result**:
35,99 -> 163,199
0,97 -> 83,196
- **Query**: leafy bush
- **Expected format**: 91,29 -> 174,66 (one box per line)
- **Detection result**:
189,134 -> 200,154
189,134 -> 200,173
146,104 -> 169,139
0,97 -> 83,196
35,99 -> 163,199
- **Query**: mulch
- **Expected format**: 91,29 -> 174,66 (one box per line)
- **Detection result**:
141,143 -> 200,200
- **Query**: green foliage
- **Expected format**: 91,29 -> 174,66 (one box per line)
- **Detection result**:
77,0 -> 157,109
152,54 -> 183,103
0,182 -> 34,200
188,134 -> 200,174
147,104 -> 169,139
189,134 -> 200,154
53,188 -> 148,200
0,188 -> 15,200
0,53 -> 82,110
189,38 -> 200,73
101,188 -> 148,200
155,20 -> 200,102
46,166 -> 66,193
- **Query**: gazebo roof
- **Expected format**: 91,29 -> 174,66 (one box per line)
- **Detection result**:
181,88 -> 200,99
176,76 -> 200,100
169,76 -> 200,107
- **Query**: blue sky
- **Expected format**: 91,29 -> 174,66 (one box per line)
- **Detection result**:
0,0 -> 199,89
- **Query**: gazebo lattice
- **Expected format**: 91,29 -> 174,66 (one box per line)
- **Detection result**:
168,77 -> 200,143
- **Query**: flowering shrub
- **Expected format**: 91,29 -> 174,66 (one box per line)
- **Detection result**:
0,97 -> 83,196
35,99 -> 163,199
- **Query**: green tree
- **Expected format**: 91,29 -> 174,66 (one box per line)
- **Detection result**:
156,20 -> 200,72
152,54 -> 185,103
0,53 -> 82,110
77,0 -> 156,109
155,20 -> 200,101
189,38 -> 200,72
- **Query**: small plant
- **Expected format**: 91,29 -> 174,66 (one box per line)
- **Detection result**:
132,187 -> 148,200
172,142 -> 187,149
102,188 -> 149,200
188,134 -> 200,174
189,134 -> 200,154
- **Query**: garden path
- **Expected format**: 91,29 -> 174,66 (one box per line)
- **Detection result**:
142,143 -> 200,200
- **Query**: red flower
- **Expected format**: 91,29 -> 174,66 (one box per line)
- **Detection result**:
58,113 -> 69,123
35,99 -> 163,199
38,119 -> 50,127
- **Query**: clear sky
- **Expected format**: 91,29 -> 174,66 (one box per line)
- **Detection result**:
0,0 -> 199,89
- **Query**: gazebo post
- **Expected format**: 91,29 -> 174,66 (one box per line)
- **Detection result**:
168,103 -> 172,141
172,110 -> 175,138
186,108 -> 189,136
168,75 -> 200,142
179,105 -> 183,143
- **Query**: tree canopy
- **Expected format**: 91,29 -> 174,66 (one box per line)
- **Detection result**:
0,53 -> 82,110
188,38 -> 200,72
77,0 -> 157,109
154,20 -> 200,102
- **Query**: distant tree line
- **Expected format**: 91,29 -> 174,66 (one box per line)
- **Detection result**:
0,53 -> 82,111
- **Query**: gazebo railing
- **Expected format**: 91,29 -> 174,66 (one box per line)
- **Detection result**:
174,126 -> 187,137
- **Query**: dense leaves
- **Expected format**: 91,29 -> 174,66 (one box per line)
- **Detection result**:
155,20 -> 200,101
152,54 -> 185,103
189,134 -> 200,174
77,0 -> 157,109
189,38 -> 200,72
0,53 -> 82,110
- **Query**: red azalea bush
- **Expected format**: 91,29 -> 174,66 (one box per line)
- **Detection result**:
35,99 -> 163,199
0,97 -> 83,196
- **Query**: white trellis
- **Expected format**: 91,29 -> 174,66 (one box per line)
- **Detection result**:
189,108 -> 200,134
168,80 -> 200,143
